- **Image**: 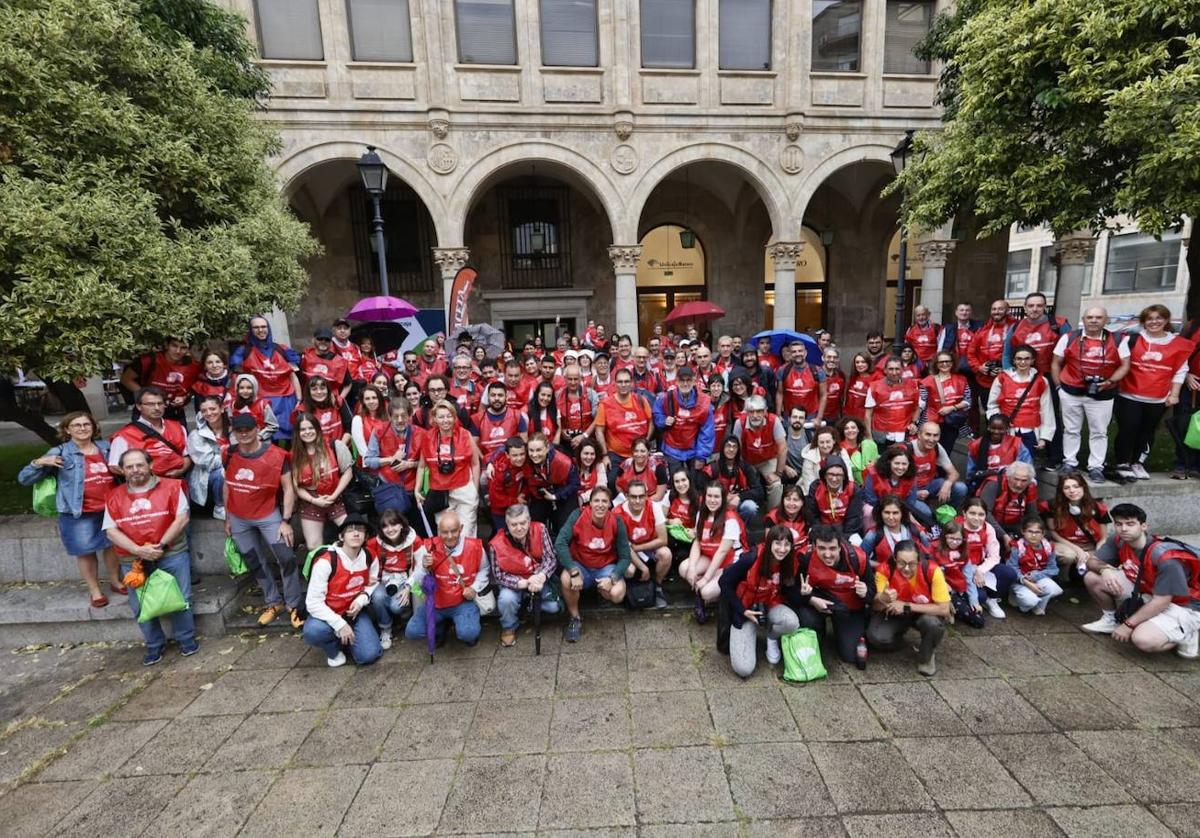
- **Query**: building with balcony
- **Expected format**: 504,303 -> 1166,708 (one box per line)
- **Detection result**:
228,0 -> 1011,345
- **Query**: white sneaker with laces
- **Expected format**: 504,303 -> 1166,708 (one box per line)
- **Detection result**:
213,505 -> 226,521
1082,613 -> 1119,634
380,629 -> 392,650
1131,463 -> 1151,480
985,599 -> 1006,620
1177,630 -> 1199,660
327,651 -> 348,667
766,637 -> 782,665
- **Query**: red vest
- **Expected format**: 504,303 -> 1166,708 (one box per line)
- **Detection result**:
82,451 -> 116,513
660,389 -> 712,452
420,426 -> 474,491
332,340 -> 365,380
1011,318 -> 1064,372
377,424 -> 422,490
296,443 -> 340,496
105,478 -> 185,557
696,510 -> 745,564
867,466 -> 914,503
577,466 -> 600,501
812,481 -> 854,525
1058,331 -> 1123,392
1014,539 -> 1053,575
615,502 -> 659,545
711,400 -> 731,440
529,449 -> 574,497
600,393 -> 652,457
293,403 -> 344,442
905,322 -> 939,362
490,522 -> 547,578
113,420 -> 188,476
667,494 -> 694,524
300,349 -> 348,389
764,508 -> 808,551
1118,538 -> 1200,607
735,548 -> 785,609
1121,335 -> 1194,402
882,560 -> 936,604
473,408 -> 523,459
570,511 -> 620,569
448,379 -> 480,414
804,542 -> 868,610
557,388 -> 594,434
740,414 -> 781,465
921,373 -> 968,417
871,526 -> 926,566
968,320 -> 1011,384
823,371 -> 845,417
994,372 -> 1046,429
1053,502 -> 1107,547
138,352 -> 200,402
932,545 -> 969,593
985,474 -> 1037,527
225,444 -> 288,520
909,443 -> 940,489
488,453 -> 530,514
241,344 -> 296,398
358,414 -> 390,462
315,549 -> 371,615
368,537 -> 414,575
967,434 -> 1023,473
192,377 -> 228,402
426,537 -> 485,609
616,458 -> 661,497
526,406 -> 558,440
779,363 -> 820,414
843,374 -> 872,420
868,378 -> 920,433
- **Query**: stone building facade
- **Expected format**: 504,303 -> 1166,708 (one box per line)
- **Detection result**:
226,0 -> 1010,345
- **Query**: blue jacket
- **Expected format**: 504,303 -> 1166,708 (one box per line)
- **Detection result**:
18,439 -> 112,518
652,387 -> 715,463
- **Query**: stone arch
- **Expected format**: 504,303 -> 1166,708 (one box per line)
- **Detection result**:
273,140 -> 449,245
628,143 -> 790,242
448,141 -> 627,245
793,143 -> 897,221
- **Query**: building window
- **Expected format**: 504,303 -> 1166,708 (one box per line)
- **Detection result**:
498,185 -> 574,289
641,0 -> 695,69
884,0 -> 934,75
1006,249 -> 1032,297
349,186 -> 438,294
347,0 -> 413,62
719,0 -> 771,70
254,0 -> 323,60
811,1 -> 861,72
1037,247 -> 1057,297
455,0 -> 517,65
1103,232 -> 1182,294
540,0 -> 599,66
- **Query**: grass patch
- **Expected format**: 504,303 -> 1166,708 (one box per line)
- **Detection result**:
0,444 -> 48,515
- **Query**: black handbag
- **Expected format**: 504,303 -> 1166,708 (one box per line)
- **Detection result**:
625,577 -> 655,609
342,467 -> 378,515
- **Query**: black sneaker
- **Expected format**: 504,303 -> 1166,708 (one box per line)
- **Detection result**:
143,648 -> 163,666
564,616 -> 582,643
179,640 -> 200,657
654,586 -> 669,609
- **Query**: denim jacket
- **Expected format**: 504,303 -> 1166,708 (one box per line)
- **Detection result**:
17,439 -> 112,518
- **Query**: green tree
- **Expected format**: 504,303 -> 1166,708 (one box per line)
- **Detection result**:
0,0 -> 318,390
894,0 -> 1200,315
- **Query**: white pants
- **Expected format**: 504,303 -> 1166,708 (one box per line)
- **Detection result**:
1010,577 -> 1063,612
1059,391 -> 1114,472
444,482 -> 480,538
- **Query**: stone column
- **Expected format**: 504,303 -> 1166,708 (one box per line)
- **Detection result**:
915,239 -> 957,321
608,245 -> 642,342
1053,231 -> 1096,327
768,242 -> 804,331
431,247 -> 471,325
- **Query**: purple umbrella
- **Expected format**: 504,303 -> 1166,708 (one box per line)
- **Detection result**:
347,295 -> 418,322
421,571 -> 437,663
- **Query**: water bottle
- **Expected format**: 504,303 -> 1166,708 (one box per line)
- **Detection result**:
855,636 -> 868,670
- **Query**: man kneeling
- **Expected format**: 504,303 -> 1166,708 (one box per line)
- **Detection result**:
868,541 -> 951,676
407,511 -> 488,647
489,504 -> 561,647
303,514 -> 383,667
555,486 -> 630,642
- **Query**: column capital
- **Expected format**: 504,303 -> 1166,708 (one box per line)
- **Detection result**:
915,239 -> 957,269
431,247 -> 470,277
767,241 -> 805,270
608,244 -> 642,272
1054,231 -> 1096,266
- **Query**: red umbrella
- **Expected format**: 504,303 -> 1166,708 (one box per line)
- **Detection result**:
663,300 -> 725,325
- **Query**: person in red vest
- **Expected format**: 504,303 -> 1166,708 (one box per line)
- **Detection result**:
291,376 -> 353,449
1050,306 -> 1130,483
473,381 -> 528,462
1005,517 -> 1063,615
978,460 -> 1039,547
988,344 -> 1055,459
904,305 -> 941,365
290,413 -> 354,551
802,461 -> 863,537
965,414 -> 1032,489
302,514 -> 382,667
109,387 -> 192,480
554,486 -> 631,642
630,346 -> 663,395
719,525 -> 802,677
733,395 -> 787,511
614,478 -> 672,609
103,448 -> 196,665
484,436 -> 531,534
447,355 -> 482,415
790,524 -> 873,665
415,401 -> 481,538
920,350 -> 972,453
229,315 -> 302,443
406,510 -> 488,647
864,356 -> 921,447
526,433 -> 579,532
224,413 -> 303,628
1080,503 -> 1200,660
937,303 -> 982,371
967,300 -> 1016,426
363,400 -> 423,517
225,374 -> 279,441
557,364 -> 599,451
775,341 -> 828,422
869,540 -> 952,675
489,503 -> 561,647
594,368 -> 654,472
412,339 -> 449,389
331,318 -> 365,382
1003,292 -> 1071,467
120,338 -> 201,422
367,508 -> 426,649
300,328 -> 352,404
191,349 -> 231,412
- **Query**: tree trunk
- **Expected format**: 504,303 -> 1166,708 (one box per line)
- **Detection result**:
0,379 -> 59,444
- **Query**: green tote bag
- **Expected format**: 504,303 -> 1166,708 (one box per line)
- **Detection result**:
135,569 -> 188,623
32,476 -> 57,517
781,628 -> 828,683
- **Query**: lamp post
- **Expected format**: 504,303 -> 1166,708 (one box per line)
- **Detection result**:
889,129 -> 915,353
357,145 -> 390,297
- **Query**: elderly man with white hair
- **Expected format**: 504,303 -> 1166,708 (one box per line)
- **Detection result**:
1051,306 -> 1131,484
732,395 -> 787,511
978,461 -> 1039,548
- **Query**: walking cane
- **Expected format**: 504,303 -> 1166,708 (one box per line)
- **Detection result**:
533,589 -> 543,656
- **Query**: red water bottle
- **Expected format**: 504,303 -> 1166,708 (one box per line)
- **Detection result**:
855,636 -> 868,670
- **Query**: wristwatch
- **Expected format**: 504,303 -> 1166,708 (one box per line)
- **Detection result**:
903,604 -> 912,615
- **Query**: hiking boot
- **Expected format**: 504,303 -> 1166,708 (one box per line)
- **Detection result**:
258,605 -> 283,626
564,616 -> 582,643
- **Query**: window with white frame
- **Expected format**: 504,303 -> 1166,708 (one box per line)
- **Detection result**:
255,0 -> 324,60
719,0 -> 771,70
1006,249 -> 1032,297
347,0 -> 413,62
1103,232 -> 1182,294
641,0 -> 695,68
455,0 -> 518,64
884,0 -> 934,74
811,0 -> 861,72
540,0 -> 599,66
1037,247 -> 1057,297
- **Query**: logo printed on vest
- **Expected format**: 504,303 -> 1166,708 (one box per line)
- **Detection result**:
1143,350 -> 1163,362
235,468 -> 255,481
588,537 -> 606,549
131,498 -> 152,513
888,391 -> 904,401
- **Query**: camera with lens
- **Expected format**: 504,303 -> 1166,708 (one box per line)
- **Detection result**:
385,582 -> 400,596
752,601 -> 767,620
438,460 -> 454,475
1085,375 -> 1105,396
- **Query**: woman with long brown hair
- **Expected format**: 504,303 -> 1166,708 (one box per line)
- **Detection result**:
1046,471 -> 1110,576
291,412 -> 354,549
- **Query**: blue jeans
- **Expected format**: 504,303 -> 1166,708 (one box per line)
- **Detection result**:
1014,430 -> 1039,460
302,612 -> 382,665
497,585 -> 562,630
123,551 -> 196,654
919,478 -> 968,516
208,469 -> 225,508
404,600 -> 481,645
979,563 -> 1018,602
369,585 -> 412,630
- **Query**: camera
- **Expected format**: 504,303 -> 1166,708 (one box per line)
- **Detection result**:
1085,375 -> 1105,396
752,601 -> 767,620
385,583 -> 400,596
438,460 -> 454,475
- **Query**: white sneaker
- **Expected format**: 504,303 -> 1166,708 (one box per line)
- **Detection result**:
1032,600 -> 1048,616
1177,631 -> 1199,660
1082,613 -> 1119,634
379,629 -> 392,651
985,599 -> 1006,620
766,637 -> 782,665
327,651 -> 347,667
1115,465 -> 1137,480
1131,463 -> 1151,480
212,505 -> 226,521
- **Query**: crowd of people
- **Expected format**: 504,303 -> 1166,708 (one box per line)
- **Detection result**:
17,297 -> 1200,676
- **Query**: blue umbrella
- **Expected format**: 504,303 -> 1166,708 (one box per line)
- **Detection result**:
750,329 -> 822,365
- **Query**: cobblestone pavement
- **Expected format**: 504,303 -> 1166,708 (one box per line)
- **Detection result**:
2,596 -> 1199,837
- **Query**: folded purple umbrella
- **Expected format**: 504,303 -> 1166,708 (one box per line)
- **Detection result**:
421,571 -> 437,663
347,295 -> 418,322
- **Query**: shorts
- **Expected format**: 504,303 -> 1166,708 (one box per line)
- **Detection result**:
299,498 -> 347,522
58,512 -> 111,556
576,562 -> 618,590
1143,604 -> 1200,643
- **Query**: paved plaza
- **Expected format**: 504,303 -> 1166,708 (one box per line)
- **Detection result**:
1,599 -> 1199,837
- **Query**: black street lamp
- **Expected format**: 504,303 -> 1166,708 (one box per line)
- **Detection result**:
890,129 -> 915,353
357,145 -> 391,296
